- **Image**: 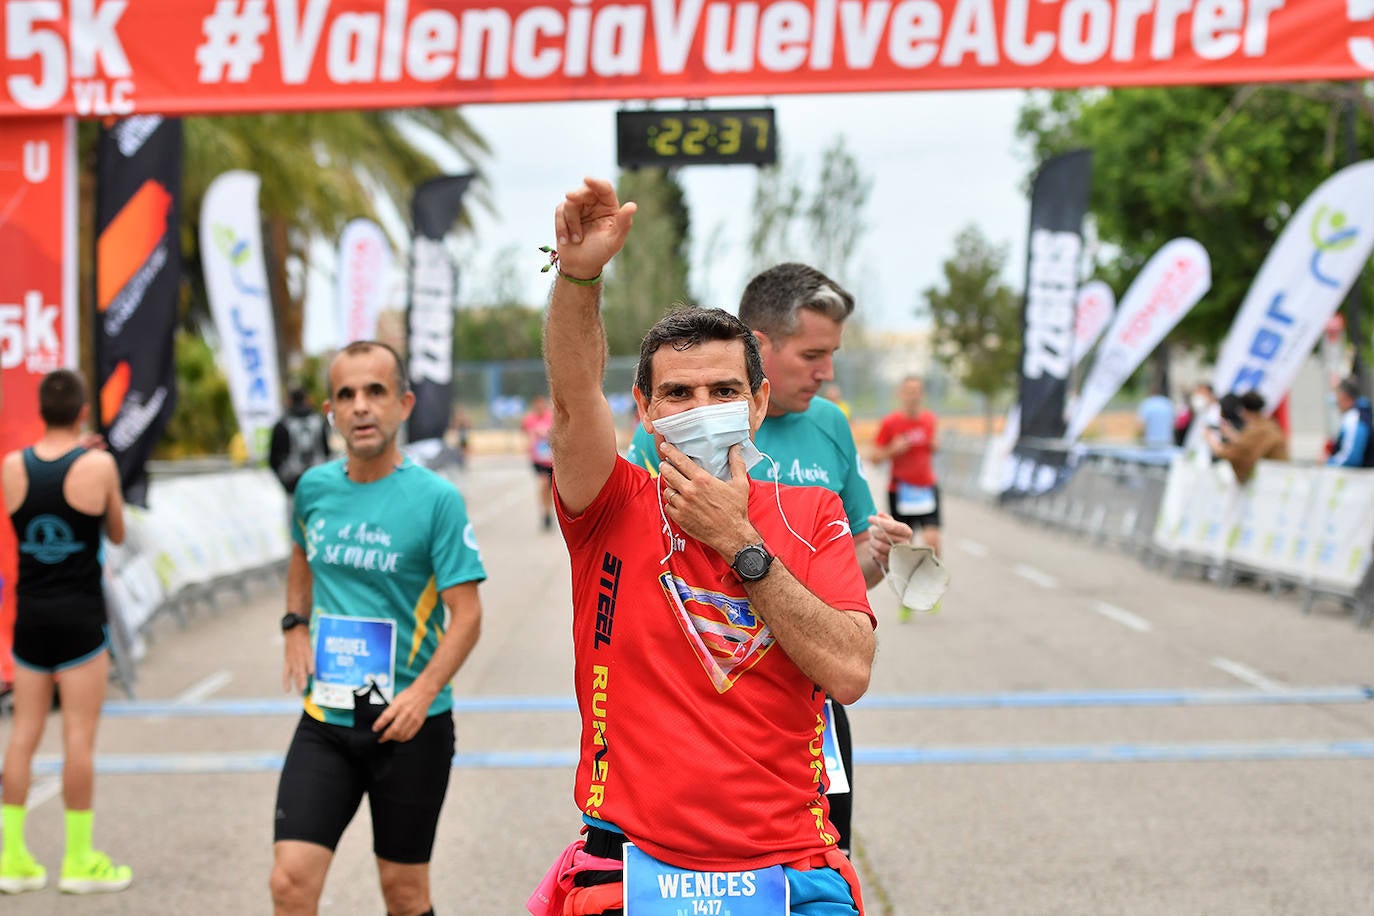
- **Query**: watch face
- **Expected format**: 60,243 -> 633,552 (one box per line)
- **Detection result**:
734,545 -> 772,580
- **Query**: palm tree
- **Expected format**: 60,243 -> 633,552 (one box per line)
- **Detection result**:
181,108 -> 489,379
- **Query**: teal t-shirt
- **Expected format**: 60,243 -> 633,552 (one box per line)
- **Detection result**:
625,397 -> 876,534
291,457 -> 486,726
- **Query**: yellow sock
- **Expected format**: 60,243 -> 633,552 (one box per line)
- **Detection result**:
64,809 -> 94,863
2,804 -> 30,860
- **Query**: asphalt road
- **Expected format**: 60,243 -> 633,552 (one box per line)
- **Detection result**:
2,454 -> 1371,914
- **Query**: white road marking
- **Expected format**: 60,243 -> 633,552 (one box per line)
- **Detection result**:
1014,564 -> 1059,589
957,539 -> 989,557
29,776 -> 62,810
470,484 -> 535,527
175,670 -> 233,704
1211,657 -> 1286,692
1092,601 -> 1152,633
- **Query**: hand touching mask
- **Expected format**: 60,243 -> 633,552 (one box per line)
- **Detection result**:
651,401 -> 765,480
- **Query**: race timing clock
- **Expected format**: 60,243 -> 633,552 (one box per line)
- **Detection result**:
616,108 -> 778,168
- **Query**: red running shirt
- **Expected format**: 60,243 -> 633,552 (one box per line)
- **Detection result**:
557,457 -> 873,871
875,410 -> 938,489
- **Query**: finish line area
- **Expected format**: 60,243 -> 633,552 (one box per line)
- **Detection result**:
27,684 -> 1367,775
3,460 -> 1372,913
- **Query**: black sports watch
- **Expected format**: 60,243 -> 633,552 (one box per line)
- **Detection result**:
730,544 -> 774,582
281,612 -> 311,632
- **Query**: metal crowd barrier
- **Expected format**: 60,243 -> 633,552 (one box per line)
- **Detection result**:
935,435 -> 1372,630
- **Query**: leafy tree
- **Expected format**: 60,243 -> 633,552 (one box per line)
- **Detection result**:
923,225 -> 1021,432
748,162 -> 803,274
1017,84 -> 1374,355
156,331 -> 237,458
456,243 -> 545,361
600,168 -> 692,355
748,136 -> 872,317
806,136 -> 873,282
456,307 -> 544,362
180,109 -> 490,379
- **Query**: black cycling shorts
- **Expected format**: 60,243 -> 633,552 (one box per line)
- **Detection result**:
273,711 -> 455,864
13,594 -> 109,673
888,484 -> 941,531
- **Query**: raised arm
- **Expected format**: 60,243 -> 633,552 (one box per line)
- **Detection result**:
544,178 -> 638,515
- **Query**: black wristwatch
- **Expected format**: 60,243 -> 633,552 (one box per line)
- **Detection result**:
731,544 -> 774,582
281,612 -> 311,632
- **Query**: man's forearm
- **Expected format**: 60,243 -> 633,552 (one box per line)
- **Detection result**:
286,549 -> 312,617
412,590 -> 481,695
745,564 -> 873,705
544,278 -> 608,406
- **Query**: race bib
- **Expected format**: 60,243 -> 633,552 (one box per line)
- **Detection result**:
821,699 -> 850,796
534,438 -> 553,464
896,483 -> 936,517
623,844 -> 789,916
310,614 -> 397,710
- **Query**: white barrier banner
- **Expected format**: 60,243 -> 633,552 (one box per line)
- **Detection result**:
336,218 -> 392,346
1213,160 -> 1374,411
1306,468 -> 1374,590
1229,462 -> 1318,579
201,170 -> 281,459
1154,457 -> 1243,562
1155,459 -> 1374,592
1068,239 -> 1210,442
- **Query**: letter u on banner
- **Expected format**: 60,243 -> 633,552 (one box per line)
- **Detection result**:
200,170 -> 282,460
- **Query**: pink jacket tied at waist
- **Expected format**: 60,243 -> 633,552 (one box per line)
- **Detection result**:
527,839 -> 623,916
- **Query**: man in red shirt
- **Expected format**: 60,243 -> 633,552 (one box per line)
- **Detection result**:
532,177 -> 872,916
872,376 -> 941,559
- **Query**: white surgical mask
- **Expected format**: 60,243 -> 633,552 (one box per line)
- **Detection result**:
650,401 -> 764,480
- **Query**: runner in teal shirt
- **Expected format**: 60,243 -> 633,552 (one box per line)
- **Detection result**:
291,455 -> 486,727
272,341 -> 485,916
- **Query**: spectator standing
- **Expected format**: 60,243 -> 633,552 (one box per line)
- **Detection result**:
1136,386 -> 1176,448
1328,377 -> 1373,467
268,387 -> 331,498
1206,391 -> 1289,484
1,369 -> 132,895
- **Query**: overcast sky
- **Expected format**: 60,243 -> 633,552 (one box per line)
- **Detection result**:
305,88 -> 1034,349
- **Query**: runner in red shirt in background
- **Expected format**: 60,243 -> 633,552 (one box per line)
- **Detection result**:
522,395 -> 556,532
872,377 -> 941,560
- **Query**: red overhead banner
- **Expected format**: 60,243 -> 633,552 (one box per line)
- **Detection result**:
1,0 -> 1372,118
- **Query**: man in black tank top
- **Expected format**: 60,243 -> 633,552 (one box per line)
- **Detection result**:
1,369 -> 132,895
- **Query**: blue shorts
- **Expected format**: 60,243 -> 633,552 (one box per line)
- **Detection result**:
783,865 -> 860,915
